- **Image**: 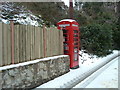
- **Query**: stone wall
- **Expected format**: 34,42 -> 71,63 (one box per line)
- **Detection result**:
0,55 -> 70,89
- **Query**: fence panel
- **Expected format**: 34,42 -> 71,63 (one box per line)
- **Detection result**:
0,23 -> 63,66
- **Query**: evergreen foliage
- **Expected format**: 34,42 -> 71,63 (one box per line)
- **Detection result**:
74,2 -> 118,56
112,21 -> 120,50
80,23 -> 113,57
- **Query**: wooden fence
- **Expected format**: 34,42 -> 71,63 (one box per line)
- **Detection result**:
0,22 -> 63,66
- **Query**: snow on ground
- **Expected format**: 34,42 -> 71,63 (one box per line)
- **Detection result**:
79,50 -> 101,66
0,13 -> 43,26
36,50 -> 119,88
73,56 -> 118,88
85,58 -> 118,88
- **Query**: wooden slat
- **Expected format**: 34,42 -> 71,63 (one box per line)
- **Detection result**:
46,28 -> 48,57
40,27 -> 43,58
43,26 -> 46,58
32,26 -> 35,59
50,28 -> 52,56
47,28 -> 49,56
56,28 -> 58,55
22,25 -> 26,62
42,27 -> 44,58
61,30 -> 64,54
14,25 -> 17,64
58,30 -> 61,55
51,28 -> 53,56
30,25 -> 33,60
48,28 -> 50,57
16,25 -> 19,63
55,28 -> 57,55
3,23 -> 8,65
0,23 -> 3,66
19,25 -> 23,63
54,28 -> 56,55
21,25 -> 24,63
35,27 -> 40,59
26,25 -> 30,61
56,28 -> 59,55
37,27 -> 40,58
48,29 -> 51,56
53,28 -> 55,56
34,27 -> 36,59
6,24 -> 11,65
39,27 -> 41,58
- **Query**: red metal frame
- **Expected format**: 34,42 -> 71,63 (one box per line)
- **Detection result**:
57,19 -> 80,69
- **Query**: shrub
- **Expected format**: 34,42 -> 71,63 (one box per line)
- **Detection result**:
112,22 -> 120,50
80,23 -> 113,57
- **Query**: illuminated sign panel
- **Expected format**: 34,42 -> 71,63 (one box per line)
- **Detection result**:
59,24 -> 70,27
72,24 -> 78,27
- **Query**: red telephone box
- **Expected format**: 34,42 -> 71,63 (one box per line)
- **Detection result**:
57,19 -> 80,69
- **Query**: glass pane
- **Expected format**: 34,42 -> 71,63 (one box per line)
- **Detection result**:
74,49 -> 78,53
64,50 -> 69,54
63,34 -> 67,37
74,30 -> 78,33
63,30 -> 68,33
74,46 -> 78,49
64,46 -> 69,50
64,42 -> 69,50
74,42 -> 78,45
74,53 -> 78,61
74,34 -> 78,37
65,38 -> 68,41
74,38 -> 78,41
64,42 -> 68,45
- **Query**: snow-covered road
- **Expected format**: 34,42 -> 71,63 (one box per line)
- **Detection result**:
74,57 -> 118,88
86,58 -> 118,88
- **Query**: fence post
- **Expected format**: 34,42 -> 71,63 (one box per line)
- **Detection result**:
43,24 -> 46,58
10,20 -> 14,64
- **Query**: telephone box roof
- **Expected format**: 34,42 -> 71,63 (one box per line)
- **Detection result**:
58,19 -> 76,23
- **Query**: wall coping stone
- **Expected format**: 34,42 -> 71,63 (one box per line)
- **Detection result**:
0,55 -> 69,71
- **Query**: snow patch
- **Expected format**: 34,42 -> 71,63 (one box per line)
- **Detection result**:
59,19 -> 76,22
